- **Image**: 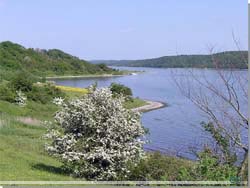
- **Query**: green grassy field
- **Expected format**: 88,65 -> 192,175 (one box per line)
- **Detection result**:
0,115 -> 77,180
0,100 -> 58,120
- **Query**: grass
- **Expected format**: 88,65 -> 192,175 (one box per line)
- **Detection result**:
0,100 -> 58,120
123,98 -> 148,109
0,116 -> 77,180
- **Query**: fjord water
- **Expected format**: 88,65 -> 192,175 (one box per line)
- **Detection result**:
53,67 -> 247,160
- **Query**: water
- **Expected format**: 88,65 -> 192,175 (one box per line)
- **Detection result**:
52,67 -> 247,159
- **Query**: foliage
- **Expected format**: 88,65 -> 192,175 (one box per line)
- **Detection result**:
176,148 -> 238,181
194,148 -> 238,180
175,122 -> 239,181
110,83 -> 132,100
127,152 -> 193,181
27,82 -> 65,104
202,122 -> 237,165
0,41 -> 118,79
96,63 -> 111,71
10,71 -> 36,92
45,86 -> 146,180
96,51 -> 248,69
0,71 -> 65,105
0,82 -> 16,102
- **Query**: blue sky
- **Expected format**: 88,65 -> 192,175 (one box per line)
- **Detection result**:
0,0 -> 247,60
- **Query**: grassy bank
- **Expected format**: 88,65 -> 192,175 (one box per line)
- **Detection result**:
0,100 -> 57,121
0,115 -> 76,180
124,98 -> 148,109
0,83 -> 192,181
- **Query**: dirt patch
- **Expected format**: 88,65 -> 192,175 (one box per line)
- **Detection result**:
17,117 -> 42,126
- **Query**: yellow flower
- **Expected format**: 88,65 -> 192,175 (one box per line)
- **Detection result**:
56,85 -> 89,94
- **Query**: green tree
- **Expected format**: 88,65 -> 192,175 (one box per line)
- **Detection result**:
109,83 -> 132,100
10,71 -> 35,92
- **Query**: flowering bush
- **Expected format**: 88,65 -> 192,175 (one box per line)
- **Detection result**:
15,90 -> 27,107
52,97 -> 64,106
45,86 -> 145,180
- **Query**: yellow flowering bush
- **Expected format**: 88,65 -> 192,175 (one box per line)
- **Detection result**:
55,85 -> 89,94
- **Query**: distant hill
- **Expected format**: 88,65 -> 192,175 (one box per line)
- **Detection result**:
91,51 -> 248,69
0,41 -> 117,79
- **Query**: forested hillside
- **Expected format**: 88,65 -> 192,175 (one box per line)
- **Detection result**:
92,51 -> 247,69
0,41 -> 117,80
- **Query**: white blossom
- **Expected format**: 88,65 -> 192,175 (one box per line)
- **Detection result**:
52,97 -> 64,106
15,90 -> 27,107
45,86 -> 146,180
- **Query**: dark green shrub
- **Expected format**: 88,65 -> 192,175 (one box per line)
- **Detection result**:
0,83 -> 16,102
194,148 -> 238,180
27,83 -> 65,104
176,147 -> 238,181
10,71 -> 36,92
97,63 -> 110,71
127,152 -> 192,181
110,83 -> 132,100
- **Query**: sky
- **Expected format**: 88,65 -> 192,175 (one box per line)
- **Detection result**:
0,0 -> 247,60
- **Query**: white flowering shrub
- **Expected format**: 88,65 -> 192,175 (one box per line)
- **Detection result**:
45,86 -> 145,180
52,97 -> 64,106
15,90 -> 27,107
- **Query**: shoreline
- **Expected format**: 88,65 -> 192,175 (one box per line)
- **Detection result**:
45,70 -> 145,80
132,100 -> 167,113
46,74 -> 128,80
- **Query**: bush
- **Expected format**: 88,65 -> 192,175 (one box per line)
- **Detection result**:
127,152 -> 193,181
45,86 -> 145,180
109,83 -> 132,100
27,82 -> 65,104
176,147 -> 238,181
193,148 -> 238,180
0,83 -> 16,102
10,71 -> 36,92
97,63 -> 110,71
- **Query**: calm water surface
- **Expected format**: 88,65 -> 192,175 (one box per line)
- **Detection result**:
53,67 -> 247,159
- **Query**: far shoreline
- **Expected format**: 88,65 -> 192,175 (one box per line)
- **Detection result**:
46,74 -> 128,80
